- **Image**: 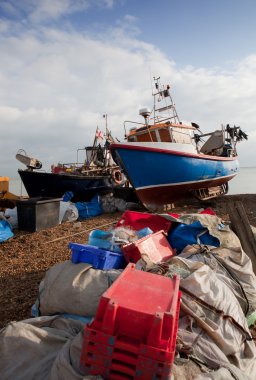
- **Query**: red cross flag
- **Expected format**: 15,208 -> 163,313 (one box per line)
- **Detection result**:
95,127 -> 104,141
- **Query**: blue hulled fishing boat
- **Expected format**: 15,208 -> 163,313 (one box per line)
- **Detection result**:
110,77 -> 247,210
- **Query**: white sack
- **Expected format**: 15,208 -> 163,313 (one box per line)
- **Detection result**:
169,257 -> 256,378
38,261 -> 121,317
59,202 -> 78,223
0,316 -> 85,380
195,367 -> 252,380
180,245 -> 256,315
166,212 -> 256,314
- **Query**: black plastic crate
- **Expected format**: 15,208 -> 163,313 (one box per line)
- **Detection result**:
16,197 -> 61,232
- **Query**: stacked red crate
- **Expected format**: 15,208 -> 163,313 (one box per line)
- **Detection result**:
121,230 -> 175,264
80,263 -> 181,379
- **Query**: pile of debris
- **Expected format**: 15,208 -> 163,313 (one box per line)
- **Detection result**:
1,206 -> 256,379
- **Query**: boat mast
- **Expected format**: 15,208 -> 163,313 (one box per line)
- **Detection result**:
103,114 -> 108,136
153,76 -> 181,124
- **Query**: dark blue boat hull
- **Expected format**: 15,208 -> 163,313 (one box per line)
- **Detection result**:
18,169 -> 118,202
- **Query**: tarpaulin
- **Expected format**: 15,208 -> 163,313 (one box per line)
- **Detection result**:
75,195 -> 102,220
0,220 -> 14,243
168,220 -> 220,254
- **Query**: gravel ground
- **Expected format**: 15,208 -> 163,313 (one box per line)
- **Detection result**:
0,212 -> 123,328
1,194 -> 256,331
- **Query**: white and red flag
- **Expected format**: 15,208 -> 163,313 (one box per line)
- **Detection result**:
95,127 -> 104,141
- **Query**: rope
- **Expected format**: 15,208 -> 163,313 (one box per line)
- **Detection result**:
43,220 -> 118,245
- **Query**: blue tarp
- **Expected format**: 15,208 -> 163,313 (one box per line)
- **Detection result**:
62,191 -> 74,202
75,195 -> 102,220
88,227 -> 153,253
167,220 -> 220,254
0,220 -> 14,243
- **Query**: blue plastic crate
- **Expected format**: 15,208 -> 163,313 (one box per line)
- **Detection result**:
69,243 -> 126,270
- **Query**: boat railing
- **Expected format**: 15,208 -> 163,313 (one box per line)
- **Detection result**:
54,162 -> 85,168
124,120 -> 145,138
76,145 -> 113,167
124,119 -> 195,144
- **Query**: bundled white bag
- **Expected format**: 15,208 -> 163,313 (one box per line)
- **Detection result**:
38,261 -> 121,317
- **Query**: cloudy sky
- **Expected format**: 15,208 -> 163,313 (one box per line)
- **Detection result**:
1,0 -> 256,178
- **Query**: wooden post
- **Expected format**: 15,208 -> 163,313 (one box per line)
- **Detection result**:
228,201 -> 256,275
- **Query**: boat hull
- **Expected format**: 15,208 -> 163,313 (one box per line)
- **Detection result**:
111,143 -> 239,207
18,170 -> 118,202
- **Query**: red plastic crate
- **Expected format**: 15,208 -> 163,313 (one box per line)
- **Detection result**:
80,331 -> 175,379
80,264 -> 181,379
81,327 -> 177,364
121,230 -> 175,264
89,264 -> 180,348
116,210 -> 172,233
82,359 -> 173,380
81,348 -> 174,379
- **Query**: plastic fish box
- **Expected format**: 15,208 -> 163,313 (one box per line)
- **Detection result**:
81,326 -> 177,364
69,242 -> 126,270
116,210 -> 172,233
16,197 -> 61,232
80,343 -> 174,379
91,264 -> 181,350
121,230 -> 175,264
80,327 -> 176,379
80,265 -> 181,378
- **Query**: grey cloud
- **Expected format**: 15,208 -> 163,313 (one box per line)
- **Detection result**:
0,18 -> 255,178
